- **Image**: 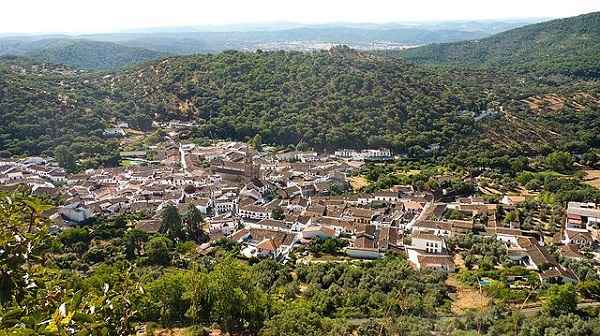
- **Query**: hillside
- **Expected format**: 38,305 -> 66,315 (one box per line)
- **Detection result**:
0,57 -> 118,163
104,48 -> 487,150
103,48 -> 600,156
1,47 -> 599,164
401,12 -> 600,77
0,38 -> 167,70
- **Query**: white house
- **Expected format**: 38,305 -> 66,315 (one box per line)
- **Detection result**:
239,204 -> 270,221
214,197 -> 236,215
411,231 -> 446,254
103,128 -> 126,137
344,247 -> 383,259
57,203 -> 93,223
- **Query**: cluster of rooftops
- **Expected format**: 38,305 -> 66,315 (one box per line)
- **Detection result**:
3,141 -> 600,281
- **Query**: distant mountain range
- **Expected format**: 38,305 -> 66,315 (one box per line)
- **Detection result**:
0,38 -> 167,70
0,19 -> 544,70
401,12 -> 600,77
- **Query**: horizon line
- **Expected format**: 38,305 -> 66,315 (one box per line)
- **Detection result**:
0,16 -> 560,36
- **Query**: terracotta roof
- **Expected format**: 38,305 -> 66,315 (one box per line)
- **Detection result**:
229,229 -> 250,241
518,237 -> 555,267
566,229 -> 592,241
135,219 -> 161,233
248,228 -> 295,246
559,244 -> 585,260
417,254 -> 454,268
495,227 -> 523,236
412,231 -> 444,243
305,204 -> 326,216
348,207 -> 373,219
540,267 -> 577,281
256,238 -> 280,252
240,204 -> 269,213
257,219 -> 292,230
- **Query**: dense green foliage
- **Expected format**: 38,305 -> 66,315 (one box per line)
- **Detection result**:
105,47 -> 598,155
0,191 -> 452,334
108,47 -> 487,151
1,40 -> 600,167
402,12 -> 600,77
3,190 -> 600,335
0,38 -> 167,70
0,57 -> 119,165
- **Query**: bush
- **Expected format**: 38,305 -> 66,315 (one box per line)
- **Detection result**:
543,284 -> 577,316
145,236 -> 173,265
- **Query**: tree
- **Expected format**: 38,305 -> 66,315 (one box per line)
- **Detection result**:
260,303 -> 324,336
124,229 -> 148,259
577,280 -> 600,300
23,197 -> 53,233
504,211 -> 519,224
184,267 -> 210,324
525,179 -> 542,191
271,207 -> 285,220
160,204 -> 183,240
54,145 -> 77,172
543,284 -> 577,316
130,113 -> 153,131
143,271 -> 189,324
0,192 -> 51,304
145,236 -> 173,266
545,151 -> 574,173
207,257 -> 269,332
59,227 -> 91,253
250,134 -> 263,151
509,157 -> 529,173
183,205 -> 207,243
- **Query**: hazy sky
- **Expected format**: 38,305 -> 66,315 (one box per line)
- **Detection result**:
2,0 -> 600,34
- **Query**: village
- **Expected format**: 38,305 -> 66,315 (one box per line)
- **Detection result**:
1,133 -> 600,288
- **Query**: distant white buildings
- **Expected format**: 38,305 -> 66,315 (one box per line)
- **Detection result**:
103,128 -> 126,137
333,148 -> 392,161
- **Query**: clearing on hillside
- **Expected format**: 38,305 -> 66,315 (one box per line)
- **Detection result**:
583,170 -> 600,189
447,255 -> 491,314
350,176 -> 369,190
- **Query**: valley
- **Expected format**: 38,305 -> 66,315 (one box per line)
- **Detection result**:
1,10 -> 600,336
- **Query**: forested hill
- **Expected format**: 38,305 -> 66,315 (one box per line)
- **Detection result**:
104,48 -> 600,155
0,57 -> 119,164
1,48 -> 599,164
104,48 -> 489,151
401,12 -> 600,77
0,39 -> 167,70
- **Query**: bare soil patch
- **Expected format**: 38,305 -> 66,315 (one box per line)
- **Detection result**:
447,255 -> 491,315
583,170 -> 600,189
